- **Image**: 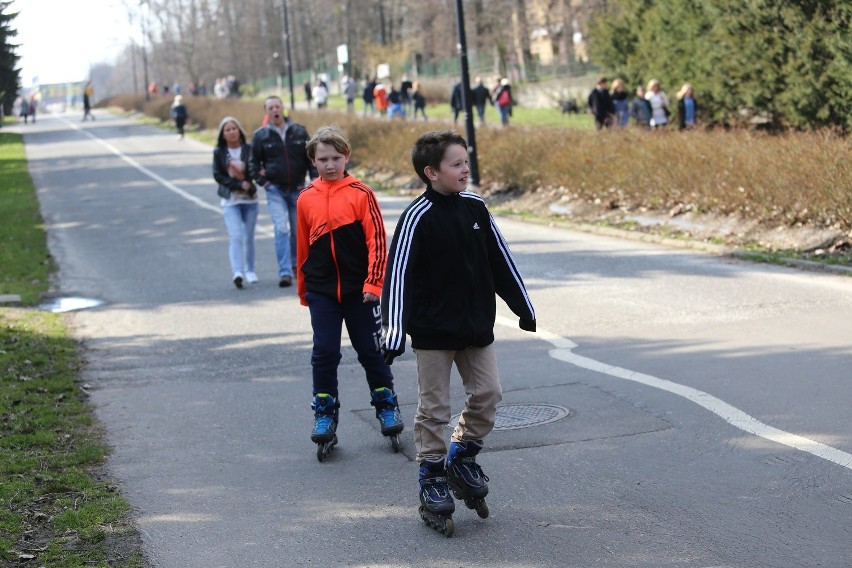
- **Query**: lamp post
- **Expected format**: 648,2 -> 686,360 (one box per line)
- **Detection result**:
454,0 -> 480,188
280,0 -> 295,110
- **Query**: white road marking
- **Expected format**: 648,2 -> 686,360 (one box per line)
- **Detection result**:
61,116 -> 852,471
496,316 -> 852,471
62,118 -> 273,236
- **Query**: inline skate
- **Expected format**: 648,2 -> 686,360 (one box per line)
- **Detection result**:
446,441 -> 489,519
311,394 -> 339,462
370,387 -> 404,452
418,460 -> 455,537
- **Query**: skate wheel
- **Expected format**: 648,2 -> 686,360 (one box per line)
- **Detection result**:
316,444 -> 325,462
391,435 -> 400,453
443,517 -> 455,537
475,500 -> 489,519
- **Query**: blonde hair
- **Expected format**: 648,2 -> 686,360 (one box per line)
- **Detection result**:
611,78 -> 625,92
306,125 -> 351,160
676,83 -> 694,100
646,79 -> 660,92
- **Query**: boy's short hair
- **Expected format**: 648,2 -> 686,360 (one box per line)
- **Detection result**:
306,125 -> 351,160
411,130 -> 467,187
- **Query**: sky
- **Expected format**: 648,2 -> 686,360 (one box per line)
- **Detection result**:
13,0 -> 136,87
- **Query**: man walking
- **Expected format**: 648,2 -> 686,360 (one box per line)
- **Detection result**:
587,76 -> 615,130
471,76 -> 492,125
249,96 -> 317,287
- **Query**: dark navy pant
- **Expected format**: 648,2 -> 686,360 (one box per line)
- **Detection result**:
306,291 -> 394,399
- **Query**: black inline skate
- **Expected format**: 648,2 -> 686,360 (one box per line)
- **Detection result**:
311,394 -> 339,462
370,387 -> 404,452
446,441 -> 489,519
418,460 -> 455,537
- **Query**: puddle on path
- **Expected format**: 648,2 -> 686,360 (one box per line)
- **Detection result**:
37,297 -> 104,313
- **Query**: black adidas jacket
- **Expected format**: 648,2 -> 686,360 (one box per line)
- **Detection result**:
382,188 -> 536,356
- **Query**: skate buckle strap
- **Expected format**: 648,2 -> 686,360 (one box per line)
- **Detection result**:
460,457 -> 489,482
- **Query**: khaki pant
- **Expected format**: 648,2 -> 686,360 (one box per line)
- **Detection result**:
413,345 -> 502,463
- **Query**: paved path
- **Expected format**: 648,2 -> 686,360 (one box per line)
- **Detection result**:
16,111 -> 852,567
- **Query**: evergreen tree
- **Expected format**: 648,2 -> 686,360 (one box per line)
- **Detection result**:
0,1 -> 20,118
588,0 -> 852,131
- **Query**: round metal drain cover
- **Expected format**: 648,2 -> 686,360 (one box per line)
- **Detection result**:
450,403 -> 570,431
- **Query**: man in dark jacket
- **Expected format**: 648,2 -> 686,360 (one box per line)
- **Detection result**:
471,76 -> 492,125
450,80 -> 465,125
587,76 -> 615,130
249,95 -> 317,287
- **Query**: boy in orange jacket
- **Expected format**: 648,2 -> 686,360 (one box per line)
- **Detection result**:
296,126 -> 403,460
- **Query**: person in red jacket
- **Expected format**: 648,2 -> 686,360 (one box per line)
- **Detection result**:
296,125 -> 403,460
373,80 -> 388,116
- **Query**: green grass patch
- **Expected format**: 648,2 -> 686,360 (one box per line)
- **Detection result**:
0,132 -> 142,566
0,132 -> 53,305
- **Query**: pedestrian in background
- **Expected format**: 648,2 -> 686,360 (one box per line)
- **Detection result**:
471,76 -> 492,126
343,75 -> 357,113
493,78 -> 513,127
213,116 -> 258,289
83,81 -> 95,121
171,95 -> 188,139
312,79 -> 329,109
676,83 -> 698,130
303,80 -> 313,108
362,77 -> 376,116
450,79 -> 464,125
412,81 -> 427,121
611,79 -> 630,128
373,79 -> 388,116
630,85 -> 652,128
249,95 -> 317,288
645,79 -> 670,128
587,76 -> 615,130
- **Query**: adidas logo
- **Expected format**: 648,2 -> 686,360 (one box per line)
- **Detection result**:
473,222 -> 480,230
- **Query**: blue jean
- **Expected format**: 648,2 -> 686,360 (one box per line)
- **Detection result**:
306,291 -> 394,399
475,103 -> 486,124
498,104 -> 511,125
265,185 -> 298,277
222,202 -> 258,275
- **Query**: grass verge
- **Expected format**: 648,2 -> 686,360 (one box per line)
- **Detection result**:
0,131 -> 144,566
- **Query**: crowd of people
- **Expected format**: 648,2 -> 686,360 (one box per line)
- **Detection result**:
588,75 -> 698,130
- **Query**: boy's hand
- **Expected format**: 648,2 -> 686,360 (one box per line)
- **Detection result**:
363,292 -> 379,303
382,346 -> 402,366
519,317 -> 536,332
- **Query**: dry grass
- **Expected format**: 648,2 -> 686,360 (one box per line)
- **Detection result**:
105,95 -> 852,233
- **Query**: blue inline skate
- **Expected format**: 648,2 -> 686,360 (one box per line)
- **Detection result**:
311,394 -> 339,462
446,441 -> 489,519
370,387 -> 404,452
418,459 -> 455,537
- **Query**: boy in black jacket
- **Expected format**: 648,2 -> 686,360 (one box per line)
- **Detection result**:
381,130 -> 536,535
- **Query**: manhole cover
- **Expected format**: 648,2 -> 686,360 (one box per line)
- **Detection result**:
450,403 -> 570,431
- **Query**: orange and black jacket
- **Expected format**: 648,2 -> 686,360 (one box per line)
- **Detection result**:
296,173 -> 387,305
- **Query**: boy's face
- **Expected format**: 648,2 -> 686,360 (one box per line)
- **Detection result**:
426,144 -> 469,195
311,142 -> 349,182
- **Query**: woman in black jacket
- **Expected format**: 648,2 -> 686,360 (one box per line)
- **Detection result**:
213,116 -> 259,288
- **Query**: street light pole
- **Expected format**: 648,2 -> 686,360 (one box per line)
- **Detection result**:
281,0 -> 296,110
454,0 -> 480,188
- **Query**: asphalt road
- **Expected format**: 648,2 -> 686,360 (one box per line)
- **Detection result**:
17,111 -> 852,568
